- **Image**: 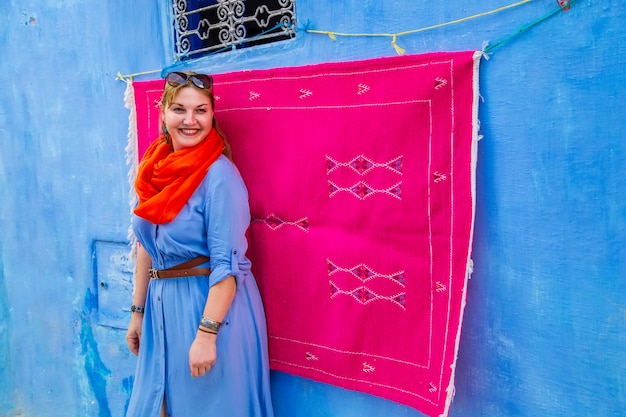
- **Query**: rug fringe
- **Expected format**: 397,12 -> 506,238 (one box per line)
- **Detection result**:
123,79 -> 139,260
441,50 -> 483,417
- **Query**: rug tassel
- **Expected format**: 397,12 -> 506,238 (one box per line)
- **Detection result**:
391,35 -> 406,55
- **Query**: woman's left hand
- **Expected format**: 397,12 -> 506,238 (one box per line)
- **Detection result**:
189,331 -> 217,378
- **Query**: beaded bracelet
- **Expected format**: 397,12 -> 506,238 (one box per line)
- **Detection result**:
130,305 -> 145,313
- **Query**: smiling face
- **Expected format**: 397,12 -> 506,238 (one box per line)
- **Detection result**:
162,86 -> 215,151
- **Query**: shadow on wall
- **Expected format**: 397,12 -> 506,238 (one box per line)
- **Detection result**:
80,289 -> 113,417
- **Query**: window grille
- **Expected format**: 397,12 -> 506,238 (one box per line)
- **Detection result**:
172,0 -> 296,60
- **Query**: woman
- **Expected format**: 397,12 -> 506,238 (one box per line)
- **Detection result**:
125,71 -> 274,417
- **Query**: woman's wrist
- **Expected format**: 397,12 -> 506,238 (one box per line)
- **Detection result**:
197,327 -> 218,340
197,326 -> 218,336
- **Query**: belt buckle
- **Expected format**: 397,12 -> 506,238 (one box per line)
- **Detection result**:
148,269 -> 160,279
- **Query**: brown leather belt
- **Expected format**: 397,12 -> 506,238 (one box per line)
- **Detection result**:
148,256 -> 211,279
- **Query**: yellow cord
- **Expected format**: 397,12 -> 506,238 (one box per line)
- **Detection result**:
307,0 -> 533,54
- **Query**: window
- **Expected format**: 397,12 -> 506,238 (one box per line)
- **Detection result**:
172,0 -> 296,61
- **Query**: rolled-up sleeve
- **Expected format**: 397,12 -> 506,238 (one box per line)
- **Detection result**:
203,159 -> 250,287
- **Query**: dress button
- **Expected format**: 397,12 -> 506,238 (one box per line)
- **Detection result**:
157,296 -> 161,301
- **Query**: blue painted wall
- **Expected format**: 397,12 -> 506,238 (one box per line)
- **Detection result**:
1,1 -> 624,416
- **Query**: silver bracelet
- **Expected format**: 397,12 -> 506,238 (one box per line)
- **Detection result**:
199,316 -> 222,333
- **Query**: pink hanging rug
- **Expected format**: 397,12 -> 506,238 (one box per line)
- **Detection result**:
127,50 -> 481,417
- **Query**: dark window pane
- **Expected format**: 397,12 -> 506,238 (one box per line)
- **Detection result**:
172,0 -> 296,60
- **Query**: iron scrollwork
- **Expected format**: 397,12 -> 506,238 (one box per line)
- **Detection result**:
172,0 -> 296,60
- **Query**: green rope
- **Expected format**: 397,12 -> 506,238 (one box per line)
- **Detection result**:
483,0 -> 580,53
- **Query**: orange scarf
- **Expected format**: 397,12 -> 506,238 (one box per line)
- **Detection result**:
134,128 -> 224,224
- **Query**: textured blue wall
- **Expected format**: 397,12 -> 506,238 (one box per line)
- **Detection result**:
1,1 -> 624,416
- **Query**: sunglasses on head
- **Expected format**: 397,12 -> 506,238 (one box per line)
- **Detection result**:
165,72 -> 213,89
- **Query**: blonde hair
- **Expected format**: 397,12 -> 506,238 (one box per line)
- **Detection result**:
160,72 -> 232,159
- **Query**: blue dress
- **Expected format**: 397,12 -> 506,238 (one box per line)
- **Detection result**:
126,155 -> 274,417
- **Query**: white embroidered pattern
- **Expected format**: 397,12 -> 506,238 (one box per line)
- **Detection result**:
362,362 -> 376,373
325,154 -> 403,176
299,89 -> 313,99
329,282 -> 406,309
252,213 -> 309,233
328,180 -> 402,200
328,259 -> 406,309
433,171 -> 447,183
327,259 -> 406,286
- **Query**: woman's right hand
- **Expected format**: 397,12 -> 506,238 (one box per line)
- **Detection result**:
126,314 -> 144,355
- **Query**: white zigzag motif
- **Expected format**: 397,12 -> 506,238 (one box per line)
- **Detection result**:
326,154 -> 403,176
435,77 -> 448,90
328,180 -> 402,200
249,91 -> 260,101
357,83 -> 370,95
329,281 -> 406,310
327,259 -> 406,309
252,213 -> 309,233
327,259 -> 405,287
